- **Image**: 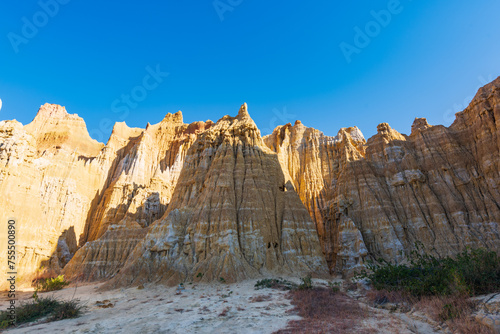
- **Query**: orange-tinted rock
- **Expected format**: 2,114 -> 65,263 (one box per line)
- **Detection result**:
106,104 -> 328,287
263,122 -> 367,271
0,105 -> 108,285
264,77 -> 500,275
65,113 -> 210,281
1,77 -> 500,287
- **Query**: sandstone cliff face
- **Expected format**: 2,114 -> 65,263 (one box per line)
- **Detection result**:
64,113 -> 213,280
264,77 -> 500,275
0,104 -> 107,282
106,104 -> 328,286
0,104 -> 212,285
1,78 -> 499,286
263,122 -> 367,271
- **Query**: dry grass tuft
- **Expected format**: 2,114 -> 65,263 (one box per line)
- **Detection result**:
250,295 -> 272,303
218,307 -> 231,317
95,300 -> 114,309
366,289 -> 410,305
414,294 -> 494,334
275,288 -> 370,334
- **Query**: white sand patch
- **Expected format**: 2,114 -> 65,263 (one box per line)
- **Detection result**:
1,280 -> 299,334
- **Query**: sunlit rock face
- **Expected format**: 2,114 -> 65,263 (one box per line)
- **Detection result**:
263,122 -> 368,273
0,104 -> 106,285
106,104 -> 328,287
264,77 -> 500,275
1,78 -> 499,287
64,112 -> 214,281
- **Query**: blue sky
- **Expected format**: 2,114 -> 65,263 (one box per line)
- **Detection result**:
1,1 -> 499,141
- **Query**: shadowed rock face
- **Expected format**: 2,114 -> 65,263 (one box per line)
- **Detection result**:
1,78 -> 499,287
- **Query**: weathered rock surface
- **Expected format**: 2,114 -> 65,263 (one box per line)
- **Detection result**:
264,77 -> 500,274
1,77 -> 499,287
106,104 -> 328,286
64,112 -> 213,280
263,122 -> 367,272
474,293 -> 500,333
0,104 -> 212,286
0,104 -> 108,284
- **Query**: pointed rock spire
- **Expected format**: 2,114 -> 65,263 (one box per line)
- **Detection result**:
238,103 -> 249,118
411,118 -> 431,134
35,103 -> 69,119
161,111 -> 184,124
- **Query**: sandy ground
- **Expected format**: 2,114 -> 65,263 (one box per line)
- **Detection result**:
0,278 -> 445,334
1,279 -> 300,334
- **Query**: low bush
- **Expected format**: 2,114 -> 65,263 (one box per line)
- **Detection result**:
357,247 -> 500,297
298,274 -> 313,290
328,281 -> 341,293
255,275 -> 314,291
33,275 -> 70,292
48,299 -> 85,321
255,278 -> 297,290
358,246 -> 499,334
0,296 -> 85,329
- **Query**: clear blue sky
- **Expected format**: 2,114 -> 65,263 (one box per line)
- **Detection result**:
1,1 -> 499,141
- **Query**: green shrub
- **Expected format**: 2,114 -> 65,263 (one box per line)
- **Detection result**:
0,296 -> 84,329
255,275 -> 314,291
299,274 -> 313,290
451,247 -> 500,295
0,320 -> 9,329
328,281 -> 341,293
34,275 -> 70,292
48,299 -> 85,321
357,246 -> 500,297
255,278 -> 297,290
